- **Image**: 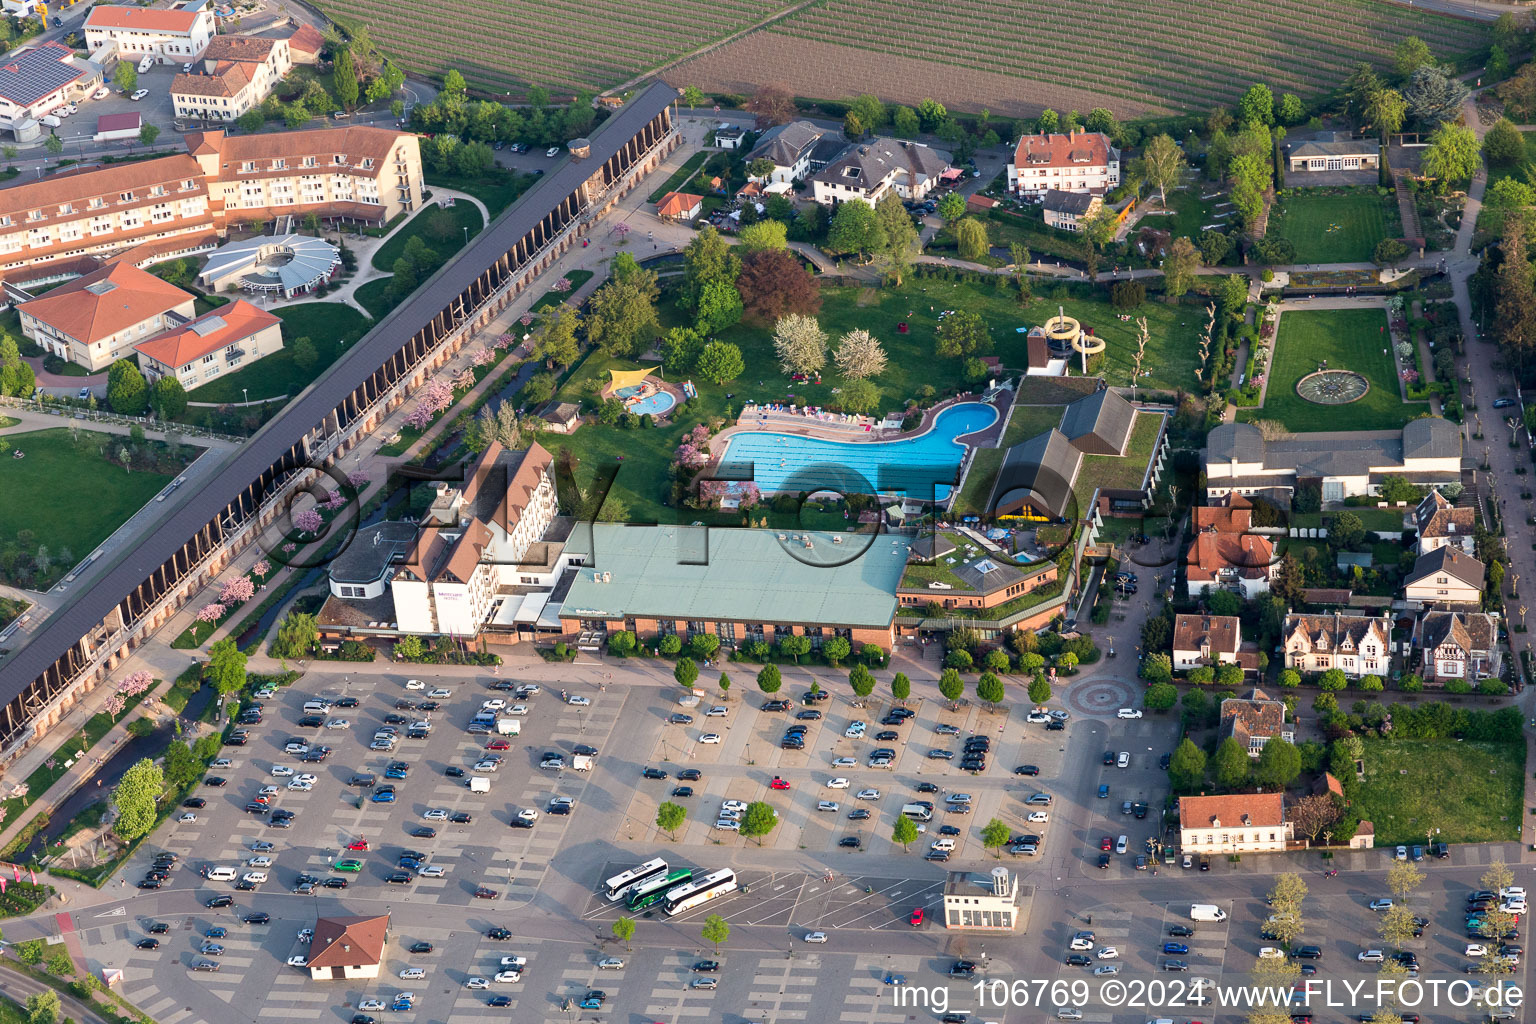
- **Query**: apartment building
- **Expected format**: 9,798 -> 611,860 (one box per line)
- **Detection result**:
132,298 -> 283,386
84,1 -> 216,61
1008,129 -> 1119,196
1179,793 -> 1292,855
0,126 -> 421,286
17,261 -> 196,371
171,35 -> 292,122
1282,611 -> 1392,679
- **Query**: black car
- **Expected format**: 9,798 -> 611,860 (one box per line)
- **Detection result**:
244,913 -> 270,925
409,942 -> 433,954
802,690 -> 831,703
642,767 -> 668,780
352,1016 -> 376,1024
395,700 -> 417,710
1067,953 -> 1092,966
486,996 -> 511,1007
964,738 -> 990,750
781,739 -> 804,750
762,700 -> 790,712
795,710 -> 822,720
839,837 -> 861,848
915,782 -> 939,794
874,730 -> 899,742
137,880 -> 163,890
1097,853 -> 1111,869
1014,765 -> 1039,776
206,895 -> 233,908
136,938 -> 160,949
888,707 -> 914,720
668,714 -> 694,725
925,850 -> 950,862
272,809 -> 295,820
385,873 -> 412,884
693,960 -> 720,972
489,681 -> 516,691
879,715 -> 904,727
1168,925 -> 1195,937
487,927 -> 511,940
1046,720 -> 1066,731
205,776 -> 227,787
235,880 -> 256,891
785,725 -> 809,736
322,877 -> 349,889
245,801 -> 268,813
938,825 -> 961,836
942,1015 -> 970,1024
412,826 -> 438,838
848,809 -> 871,820
181,797 -> 206,808
300,750 -> 328,762
949,960 -> 977,977
671,786 -> 694,798
334,697 -> 359,708
1294,945 -> 1323,960
147,922 -> 170,934
1159,753 -> 1172,770
960,759 -> 987,771
418,701 -> 441,712
1103,750 -> 1116,765
298,715 -> 325,728
450,811 -> 472,824
678,768 -> 702,781
445,767 -> 465,778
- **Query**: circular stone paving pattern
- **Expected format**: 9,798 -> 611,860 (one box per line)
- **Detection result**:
1063,677 -> 1140,717
1297,369 -> 1370,404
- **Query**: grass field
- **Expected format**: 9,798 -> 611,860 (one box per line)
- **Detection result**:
1266,188 -> 1401,263
1238,307 -> 1415,432
372,201 -> 486,272
1352,737 -> 1524,845
1003,404 -> 1066,446
425,167 -> 532,218
188,303 -> 374,403
648,152 -> 709,203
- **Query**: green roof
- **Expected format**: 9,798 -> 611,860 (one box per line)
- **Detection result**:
560,524 -> 911,628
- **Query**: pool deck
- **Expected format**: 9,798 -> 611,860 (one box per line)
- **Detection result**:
702,389 -> 1015,491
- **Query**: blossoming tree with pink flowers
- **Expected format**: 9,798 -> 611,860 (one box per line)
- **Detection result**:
196,603 -> 226,624
293,507 -> 324,535
219,576 -> 255,605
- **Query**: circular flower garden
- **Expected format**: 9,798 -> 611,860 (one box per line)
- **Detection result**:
1296,369 -> 1370,405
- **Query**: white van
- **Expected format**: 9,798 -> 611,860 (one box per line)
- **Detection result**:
242,871 -> 268,884
40,115 -> 61,128
204,866 -> 236,881
930,838 -> 956,852
302,700 -> 330,713
137,55 -> 154,74
900,802 -> 933,821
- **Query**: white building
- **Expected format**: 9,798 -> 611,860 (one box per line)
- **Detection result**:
1402,546 -> 1484,609
1412,490 -> 1477,556
943,868 -> 1020,932
84,1 -> 216,62
1171,613 -> 1241,672
1007,129 -> 1119,197
1282,611 -> 1391,679
171,34 -> 292,122
16,261 -> 196,372
0,43 -> 98,130
1179,793 -> 1292,855
744,120 -> 823,185
809,138 -> 949,207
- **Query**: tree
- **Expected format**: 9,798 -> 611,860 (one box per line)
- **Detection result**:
717,672 -> 731,699
892,814 -> 920,850
107,359 -> 148,415
1378,903 -> 1419,948
772,313 -> 828,374
1217,273 -> 1249,313
611,915 -> 635,951
162,740 -> 199,791
587,275 -> 660,358
779,635 -> 810,662
980,817 -> 1011,857
25,991 -> 59,1024
737,249 -> 821,324
531,304 -> 581,368
892,105 -> 919,137
1265,873 -> 1308,945
1253,737 -> 1302,789
740,800 -> 779,845
1162,235 -> 1200,299
695,341 -> 744,385
822,635 -> 851,666
694,279 -> 743,336
1238,83 -> 1274,127
1140,652 -> 1173,685
205,638 -> 246,697
746,157 -> 777,181
136,122 -> 161,148
148,374 -> 188,419
1386,859 -> 1425,902
674,656 -> 698,689
1485,118 -> 1526,166
746,84 -> 795,128
1145,682 -> 1177,710
334,48 -> 359,109
290,335 -> 319,373
1331,510 -> 1366,549
938,667 -> 964,702
1169,738 -> 1207,791
1288,792 -> 1340,842
916,97 -> 947,131
935,310 -> 990,359
827,199 -> 885,260
1394,35 -> 1434,76
1025,675 -> 1052,706
1405,66 -> 1470,128
1496,220 -> 1536,358
1483,860 -> 1516,895
659,634 -> 683,657
833,328 -> 887,380
1373,238 -> 1409,266
656,800 -> 687,838
874,193 -> 919,285
1214,736 -> 1250,789
954,217 -> 989,262
1363,87 -> 1407,144
112,757 -> 164,841
1198,229 -> 1231,266
737,220 -> 788,253
1137,133 -> 1187,207
114,61 -> 137,93
848,664 -> 875,697
680,226 -> 741,314
700,913 -> 730,952
1277,93 -> 1304,125
976,671 -> 1005,708
756,664 -> 782,694
937,191 -> 967,224
891,672 -> 911,701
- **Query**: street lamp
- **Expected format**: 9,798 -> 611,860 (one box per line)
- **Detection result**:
242,387 -> 248,406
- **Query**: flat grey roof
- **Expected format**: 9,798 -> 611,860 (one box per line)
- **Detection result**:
0,81 -> 676,699
559,524 -> 910,628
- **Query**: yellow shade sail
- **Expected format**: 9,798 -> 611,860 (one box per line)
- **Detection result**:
608,366 -> 659,391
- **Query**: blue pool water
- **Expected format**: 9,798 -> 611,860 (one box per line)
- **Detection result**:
718,402 -> 997,499
617,384 -> 676,416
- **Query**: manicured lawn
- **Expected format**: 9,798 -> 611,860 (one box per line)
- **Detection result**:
1002,404 -> 1065,446
1265,188 -> 1401,263
425,167 -> 533,217
0,429 -> 177,582
1352,737 -> 1524,845
647,152 -> 708,203
1238,308 -> 1416,432
188,303 -> 373,403
372,201 -> 486,272
354,278 -> 396,321
1145,187 -> 1226,243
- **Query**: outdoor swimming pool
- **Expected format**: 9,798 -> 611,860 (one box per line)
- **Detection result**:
718,401 -> 997,498
617,384 -> 676,416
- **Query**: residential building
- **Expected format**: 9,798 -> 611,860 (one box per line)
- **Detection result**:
744,120 -> 824,184
1282,611 -> 1392,678
16,261 -> 195,371
943,868 -> 1021,932
655,191 -> 702,222
1219,687 -> 1294,757
1007,129 -> 1119,196
1403,545 -> 1484,608
1285,132 -> 1379,174
1412,489 -> 1476,556
1185,500 -> 1275,598
0,125 -> 421,287
0,42 -> 98,131
285,22 -> 324,64
558,523 -> 911,650
1415,610 -> 1501,683
809,138 -> 949,206
84,1 -> 216,62
1204,418 -> 1462,503
1041,188 -> 1101,231
1171,613 -> 1241,672
897,531 -> 1058,612
171,34 -> 293,122
1178,793 -> 1292,854
132,299 -> 283,386
306,914 -> 388,981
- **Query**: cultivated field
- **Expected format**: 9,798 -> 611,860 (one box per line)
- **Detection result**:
671,0 -> 1487,116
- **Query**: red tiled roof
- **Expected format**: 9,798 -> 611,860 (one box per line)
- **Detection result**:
286,22 -> 324,56
1013,130 -> 1113,170
133,299 -> 280,370
307,914 -> 388,969
1173,613 -> 1240,656
656,191 -> 701,217
18,262 -> 192,345
1186,532 -> 1272,582
1179,792 -> 1285,830
86,5 -> 204,33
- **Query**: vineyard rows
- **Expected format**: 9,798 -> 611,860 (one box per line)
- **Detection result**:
315,0 -> 798,94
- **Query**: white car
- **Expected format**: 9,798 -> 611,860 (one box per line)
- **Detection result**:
427,688 -> 451,699
855,788 -> 880,800
287,955 -> 309,967
500,956 -> 527,968
493,971 -> 521,983
465,978 -> 490,989
178,812 -> 197,822
1027,811 -> 1050,823
399,968 -> 425,980
129,88 -> 148,101
1069,937 -> 1093,951
1096,946 -> 1118,960
259,785 -> 279,796
212,759 -> 234,769
568,695 -> 591,707
271,766 -> 294,777
1258,948 -> 1285,959
423,809 -> 448,820
719,807 -> 741,821
721,799 -> 748,813
831,757 -> 856,768
700,733 -> 722,744
706,706 -> 728,717
298,928 -> 313,942
515,809 -> 539,826
1503,900 -> 1528,914
803,932 -> 827,943
405,679 -> 425,690
1358,950 -> 1385,962
1501,887 -> 1527,899
1115,752 -> 1129,768
1394,846 -> 1408,860
827,778 -> 850,789
325,719 -> 350,730
1467,944 -> 1490,957
284,742 -> 309,754
546,146 -> 561,157
287,780 -> 313,791
473,760 -> 501,772
91,86 -> 109,100
419,865 -> 446,877
507,704 -> 529,716
844,723 -> 867,737
1116,708 -> 1143,720
248,855 -> 274,868
295,774 -> 317,786
1026,710 -> 1051,723
357,999 -> 384,1011
715,819 -> 740,832
1093,964 -> 1121,976
482,699 -> 506,711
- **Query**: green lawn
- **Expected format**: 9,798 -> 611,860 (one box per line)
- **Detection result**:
1238,308 -> 1417,432
1145,187 -> 1224,243
1486,131 -> 1536,194
372,201 -> 487,272
425,167 -> 532,218
647,152 -> 708,203
1002,404 -> 1065,446
1266,188 -> 1401,263
187,303 -> 373,403
531,268 -> 594,312
1074,411 -> 1164,508
0,429 -> 177,584
1352,737 -> 1524,845
354,277 -> 396,321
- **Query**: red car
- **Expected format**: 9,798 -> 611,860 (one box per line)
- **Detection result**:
485,739 -> 511,751
910,908 -> 924,927
769,777 -> 790,790
474,887 -> 500,900
346,839 -> 369,851
1100,836 -> 1113,851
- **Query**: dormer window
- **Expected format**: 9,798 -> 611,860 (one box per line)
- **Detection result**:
182,179 -> 196,190
150,185 -> 164,197
26,210 -> 40,221
273,158 -> 285,170
241,161 -> 255,172
333,154 -> 346,165
119,191 -> 133,202
58,203 -> 71,215
361,158 -> 373,170
303,156 -> 316,167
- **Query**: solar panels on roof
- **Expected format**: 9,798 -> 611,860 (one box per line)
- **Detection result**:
189,315 -> 226,336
